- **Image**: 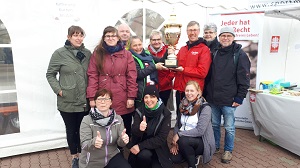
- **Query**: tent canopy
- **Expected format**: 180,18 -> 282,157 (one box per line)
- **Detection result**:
265,6 -> 300,21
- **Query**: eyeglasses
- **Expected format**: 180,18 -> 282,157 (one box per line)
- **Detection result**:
104,35 -> 118,39
187,29 -> 199,33
151,38 -> 161,42
96,98 -> 111,102
220,34 -> 234,38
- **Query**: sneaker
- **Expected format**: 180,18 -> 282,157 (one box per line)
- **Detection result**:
221,151 -> 232,164
72,158 -> 79,168
214,148 -> 220,154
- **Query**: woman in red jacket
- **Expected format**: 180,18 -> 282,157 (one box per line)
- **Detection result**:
86,26 -> 138,137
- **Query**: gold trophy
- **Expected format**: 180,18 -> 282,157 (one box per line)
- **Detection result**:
164,10 -> 182,68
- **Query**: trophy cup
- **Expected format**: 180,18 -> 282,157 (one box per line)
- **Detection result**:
163,10 -> 182,68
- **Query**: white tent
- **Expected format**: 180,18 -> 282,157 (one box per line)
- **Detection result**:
0,0 -> 249,158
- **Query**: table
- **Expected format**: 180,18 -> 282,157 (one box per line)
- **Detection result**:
249,92 -> 300,156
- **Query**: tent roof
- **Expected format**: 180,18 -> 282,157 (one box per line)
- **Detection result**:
264,6 -> 300,21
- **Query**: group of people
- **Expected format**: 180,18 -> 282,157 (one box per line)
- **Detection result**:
46,20 -> 250,168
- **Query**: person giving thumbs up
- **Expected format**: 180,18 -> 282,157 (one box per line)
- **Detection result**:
94,131 -> 103,149
121,129 -> 129,144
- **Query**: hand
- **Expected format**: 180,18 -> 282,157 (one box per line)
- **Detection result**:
126,99 -> 134,108
140,116 -> 147,131
170,143 -> 179,155
121,129 -> 129,144
58,91 -> 63,97
155,62 -> 167,70
94,131 -> 103,149
90,100 -> 96,108
232,102 -> 240,107
130,144 -> 140,155
170,66 -> 184,72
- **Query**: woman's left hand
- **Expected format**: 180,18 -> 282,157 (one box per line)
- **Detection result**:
127,99 -> 134,108
121,129 -> 129,144
170,143 -> 179,155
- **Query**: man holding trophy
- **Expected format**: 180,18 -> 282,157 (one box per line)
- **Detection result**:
166,20 -> 212,117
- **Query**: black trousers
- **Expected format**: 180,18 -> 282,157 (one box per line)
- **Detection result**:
175,91 -> 185,117
128,149 -> 163,168
121,112 -> 133,138
171,136 -> 204,168
159,89 -> 171,106
105,153 -> 131,168
60,111 -> 88,155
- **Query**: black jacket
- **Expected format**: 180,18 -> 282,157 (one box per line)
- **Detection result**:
127,105 -> 172,168
205,42 -> 250,106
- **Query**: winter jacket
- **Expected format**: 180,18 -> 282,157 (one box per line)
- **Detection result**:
148,44 -> 175,92
46,44 -> 91,112
131,50 -> 163,103
173,102 -> 215,164
79,111 -> 126,168
127,105 -> 172,168
205,41 -> 250,106
173,38 -> 211,92
86,49 -> 138,115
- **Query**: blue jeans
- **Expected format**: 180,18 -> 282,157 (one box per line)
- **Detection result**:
211,104 -> 236,152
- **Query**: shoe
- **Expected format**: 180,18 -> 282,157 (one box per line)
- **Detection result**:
214,148 -> 220,154
221,151 -> 232,164
72,158 -> 79,168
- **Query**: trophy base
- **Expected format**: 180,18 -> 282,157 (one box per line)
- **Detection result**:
165,59 -> 178,68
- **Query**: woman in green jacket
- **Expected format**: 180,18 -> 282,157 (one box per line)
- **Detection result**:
46,25 -> 91,168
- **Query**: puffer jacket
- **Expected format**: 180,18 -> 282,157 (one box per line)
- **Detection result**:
173,38 -> 211,92
86,49 -> 137,115
46,44 -> 91,112
79,111 -> 126,168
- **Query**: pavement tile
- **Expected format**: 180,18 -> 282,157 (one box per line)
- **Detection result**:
1,128 -> 300,168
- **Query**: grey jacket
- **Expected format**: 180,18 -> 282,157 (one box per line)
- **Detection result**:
46,44 -> 91,112
79,112 -> 126,168
173,103 -> 215,164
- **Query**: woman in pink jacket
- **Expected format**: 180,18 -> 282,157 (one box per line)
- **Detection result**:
87,26 -> 138,137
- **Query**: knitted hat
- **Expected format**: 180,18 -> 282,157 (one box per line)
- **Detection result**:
219,27 -> 235,37
144,85 -> 159,98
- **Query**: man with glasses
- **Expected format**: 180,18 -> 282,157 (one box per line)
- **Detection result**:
147,30 -> 174,106
205,27 -> 250,164
168,21 -> 211,117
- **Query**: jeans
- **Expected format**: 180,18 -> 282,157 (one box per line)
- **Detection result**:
210,104 -> 236,152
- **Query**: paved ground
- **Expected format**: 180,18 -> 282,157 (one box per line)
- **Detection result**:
1,128 -> 300,168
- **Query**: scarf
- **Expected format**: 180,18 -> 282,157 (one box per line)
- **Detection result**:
148,43 -> 165,54
103,41 -> 124,54
89,107 -> 115,127
64,40 -> 86,62
179,95 -> 205,116
130,49 -> 158,83
140,99 -> 164,138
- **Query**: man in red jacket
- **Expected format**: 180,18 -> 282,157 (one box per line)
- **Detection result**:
147,30 -> 174,106
169,21 -> 211,116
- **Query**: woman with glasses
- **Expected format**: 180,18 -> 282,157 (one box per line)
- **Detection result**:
87,26 -> 137,138
46,25 -> 91,168
79,89 -> 131,168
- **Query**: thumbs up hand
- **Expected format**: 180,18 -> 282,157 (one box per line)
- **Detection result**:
94,131 -> 103,149
140,116 -> 147,131
121,129 -> 129,144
